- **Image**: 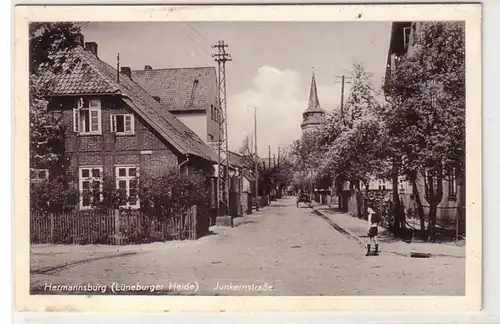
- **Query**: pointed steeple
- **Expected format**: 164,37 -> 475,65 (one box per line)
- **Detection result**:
301,68 -> 326,132
306,68 -> 324,113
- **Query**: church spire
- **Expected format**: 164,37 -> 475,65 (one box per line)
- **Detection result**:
306,68 -> 324,113
301,68 -> 326,132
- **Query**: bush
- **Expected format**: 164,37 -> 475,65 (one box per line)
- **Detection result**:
30,175 -> 78,214
138,168 -> 209,219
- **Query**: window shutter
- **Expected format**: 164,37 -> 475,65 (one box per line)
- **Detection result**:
130,115 -> 135,134
110,115 -> 116,132
98,109 -> 102,133
73,108 -> 79,132
124,115 -> 131,132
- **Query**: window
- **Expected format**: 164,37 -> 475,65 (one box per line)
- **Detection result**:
111,114 -> 135,135
30,168 -> 48,183
210,105 -> 215,121
448,168 -> 457,200
403,27 -> 412,48
116,166 -> 139,208
399,177 -> 406,193
208,134 -> 214,142
79,166 -> 103,209
73,98 -> 102,135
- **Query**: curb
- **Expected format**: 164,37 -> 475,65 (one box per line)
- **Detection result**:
312,208 -> 365,246
312,208 -> 465,259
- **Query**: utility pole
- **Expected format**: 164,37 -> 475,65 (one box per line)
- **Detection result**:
268,145 -> 271,170
334,75 -> 352,124
254,106 -> 259,211
212,40 -> 232,226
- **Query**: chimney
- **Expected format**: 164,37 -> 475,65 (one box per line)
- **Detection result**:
120,67 -> 131,78
75,33 -> 85,47
84,42 -> 98,57
153,96 -> 161,103
144,65 -> 152,70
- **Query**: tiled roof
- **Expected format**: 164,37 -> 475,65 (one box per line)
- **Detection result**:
242,169 -> 256,182
131,67 -> 217,112
41,46 -> 217,163
227,151 -> 244,168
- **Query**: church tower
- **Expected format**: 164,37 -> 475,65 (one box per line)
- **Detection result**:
301,69 -> 325,133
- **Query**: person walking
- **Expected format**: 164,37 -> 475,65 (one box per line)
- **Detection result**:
366,201 -> 381,256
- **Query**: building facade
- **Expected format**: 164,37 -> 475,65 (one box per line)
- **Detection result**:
37,39 -> 217,210
131,66 -> 221,145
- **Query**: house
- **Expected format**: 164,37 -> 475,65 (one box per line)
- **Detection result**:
131,65 -> 249,222
38,36 -> 217,210
131,66 -> 220,144
384,22 -> 465,232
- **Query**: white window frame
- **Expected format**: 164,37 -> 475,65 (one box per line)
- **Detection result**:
110,114 -> 135,135
403,27 -> 412,48
115,165 -> 140,209
73,98 -> 102,135
30,168 -> 49,183
79,166 -> 103,210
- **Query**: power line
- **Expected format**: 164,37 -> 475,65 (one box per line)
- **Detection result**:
174,24 -> 211,55
186,22 -> 212,48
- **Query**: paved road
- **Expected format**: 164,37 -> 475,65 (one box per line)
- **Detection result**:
31,197 -> 464,295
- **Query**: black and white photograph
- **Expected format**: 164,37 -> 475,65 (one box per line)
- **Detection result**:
14,4 -> 481,312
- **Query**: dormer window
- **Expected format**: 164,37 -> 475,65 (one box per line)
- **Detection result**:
73,98 -> 102,135
111,114 -> 135,135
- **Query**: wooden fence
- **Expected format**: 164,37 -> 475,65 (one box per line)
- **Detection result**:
30,206 -> 208,245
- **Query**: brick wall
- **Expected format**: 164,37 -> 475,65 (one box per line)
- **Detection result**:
52,95 -> 181,180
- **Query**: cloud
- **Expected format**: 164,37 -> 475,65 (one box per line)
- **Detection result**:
227,65 -> 342,157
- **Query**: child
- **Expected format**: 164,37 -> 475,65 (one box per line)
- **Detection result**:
366,202 -> 380,256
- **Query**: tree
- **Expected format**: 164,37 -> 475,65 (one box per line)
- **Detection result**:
384,22 -> 465,240
238,136 -> 294,197
319,61 -> 388,217
30,23 -> 82,169
289,129 -> 323,199
29,23 -> 83,212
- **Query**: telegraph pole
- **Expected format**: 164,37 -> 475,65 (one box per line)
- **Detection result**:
335,75 -> 352,124
254,106 -> 259,211
212,40 -> 232,225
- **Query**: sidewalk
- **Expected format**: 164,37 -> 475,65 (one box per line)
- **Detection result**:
314,206 -> 465,259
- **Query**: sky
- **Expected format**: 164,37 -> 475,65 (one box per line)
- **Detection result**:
82,22 -> 392,157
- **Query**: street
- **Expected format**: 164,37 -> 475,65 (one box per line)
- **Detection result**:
31,197 -> 464,296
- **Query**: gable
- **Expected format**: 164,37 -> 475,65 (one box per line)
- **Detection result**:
40,46 -> 217,163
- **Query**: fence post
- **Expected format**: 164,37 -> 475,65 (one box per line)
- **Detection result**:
192,205 -> 198,239
114,209 -> 121,245
49,214 -> 54,244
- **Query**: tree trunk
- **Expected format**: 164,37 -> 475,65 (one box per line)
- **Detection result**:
391,161 -> 402,233
409,173 -> 426,235
456,172 -> 465,236
424,166 -> 444,242
354,180 -> 362,218
428,203 -> 438,242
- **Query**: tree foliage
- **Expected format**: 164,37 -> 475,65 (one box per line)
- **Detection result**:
138,168 -> 210,218
383,22 -> 465,239
30,23 -> 82,170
